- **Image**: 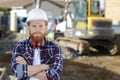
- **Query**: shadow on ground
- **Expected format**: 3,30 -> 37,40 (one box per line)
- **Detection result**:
61,59 -> 120,80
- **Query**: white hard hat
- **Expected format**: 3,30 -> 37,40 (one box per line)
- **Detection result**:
26,8 -> 48,22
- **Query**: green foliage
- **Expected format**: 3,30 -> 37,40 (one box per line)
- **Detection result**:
0,8 -> 11,15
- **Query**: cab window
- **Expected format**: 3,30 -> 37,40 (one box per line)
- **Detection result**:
90,1 -> 99,14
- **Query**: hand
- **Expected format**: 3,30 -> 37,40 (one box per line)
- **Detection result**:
34,71 -> 48,80
28,64 -> 50,76
42,64 -> 50,70
16,56 -> 27,64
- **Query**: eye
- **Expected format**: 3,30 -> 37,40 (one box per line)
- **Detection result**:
32,25 -> 36,28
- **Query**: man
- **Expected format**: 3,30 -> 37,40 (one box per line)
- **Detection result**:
10,8 -> 63,80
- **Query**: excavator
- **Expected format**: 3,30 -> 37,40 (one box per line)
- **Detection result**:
55,0 -> 120,55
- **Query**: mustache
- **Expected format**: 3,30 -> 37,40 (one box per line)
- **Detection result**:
30,32 -> 45,42
31,32 -> 43,37
32,32 -> 42,34
31,32 -> 43,38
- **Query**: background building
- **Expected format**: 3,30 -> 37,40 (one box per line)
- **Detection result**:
105,0 -> 120,24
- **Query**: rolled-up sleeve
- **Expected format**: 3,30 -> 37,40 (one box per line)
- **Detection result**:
10,43 -> 28,79
46,46 -> 63,80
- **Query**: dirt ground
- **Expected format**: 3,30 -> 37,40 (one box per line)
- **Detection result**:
0,54 -> 120,80
61,55 -> 120,80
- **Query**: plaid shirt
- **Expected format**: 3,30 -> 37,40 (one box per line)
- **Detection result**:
10,38 -> 63,80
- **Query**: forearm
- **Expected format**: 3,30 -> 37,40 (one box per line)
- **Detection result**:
27,64 -> 49,76
11,63 -> 28,79
12,64 -> 49,79
14,56 -> 50,78
33,71 -> 48,80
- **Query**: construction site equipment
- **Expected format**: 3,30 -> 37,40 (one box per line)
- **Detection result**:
55,0 -> 120,55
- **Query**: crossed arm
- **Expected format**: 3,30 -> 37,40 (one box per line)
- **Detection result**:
11,43 -> 63,80
16,56 -> 49,80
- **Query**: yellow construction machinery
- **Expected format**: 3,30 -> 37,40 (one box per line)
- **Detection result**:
55,0 -> 119,55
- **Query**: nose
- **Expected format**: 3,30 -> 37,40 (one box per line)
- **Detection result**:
35,28 -> 41,32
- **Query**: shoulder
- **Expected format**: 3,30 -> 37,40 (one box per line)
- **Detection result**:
45,40 -> 62,52
46,39 -> 60,48
14,39 -> 29,48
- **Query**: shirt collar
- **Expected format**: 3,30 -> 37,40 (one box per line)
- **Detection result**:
28,37 -> 46,48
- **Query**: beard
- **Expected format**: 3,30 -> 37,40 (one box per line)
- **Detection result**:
30,32 -> 45,42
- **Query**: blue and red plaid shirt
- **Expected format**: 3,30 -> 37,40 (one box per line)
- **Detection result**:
10,38 -> 63,80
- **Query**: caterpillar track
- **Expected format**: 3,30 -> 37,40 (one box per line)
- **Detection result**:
56,35 -> 120,55
56,37 -> 90,55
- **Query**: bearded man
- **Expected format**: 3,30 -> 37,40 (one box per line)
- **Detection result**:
10,8 -> 63,80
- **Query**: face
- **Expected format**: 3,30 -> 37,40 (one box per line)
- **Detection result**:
28,20 -> 48,42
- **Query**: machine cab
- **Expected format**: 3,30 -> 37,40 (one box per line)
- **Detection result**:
65,0 -> 114,40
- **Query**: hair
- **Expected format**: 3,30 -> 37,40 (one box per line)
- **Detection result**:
27,21 -> 48,26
